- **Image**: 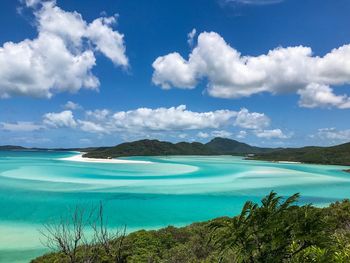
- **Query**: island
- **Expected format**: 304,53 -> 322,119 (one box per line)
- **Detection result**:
250,142 -> 350,166
2,137 -> 350,166
82,137 -> 277,159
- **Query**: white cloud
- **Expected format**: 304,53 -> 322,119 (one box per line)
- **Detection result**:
86,16 -> 128,66
43,110 -> 77,128
24,0 -> 41,7
40,105 -> 272,134
234,108 -> 270,129
314,128 -> 350,142
111,105 -> 237,131
110,106 -> 269,133
0,0 -> 127,98
38,106 -> 287,141
298,83 -> 350,109
211,130 -> 232,138
187,28 -> 197,46
36,1 -> 87,46
86,109 -> 110,121
63,101 -> 82,110
152,31 -> 350,109
236,130 -> 247,139
0,121 -> 43,132
152,53 -> 198,89
254,129 -> 289,139
197,131 -> 209,138
78,120 -> 107,134
178,133 -> 188,139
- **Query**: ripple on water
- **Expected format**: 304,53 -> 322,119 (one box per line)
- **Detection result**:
0,152 -> 350,263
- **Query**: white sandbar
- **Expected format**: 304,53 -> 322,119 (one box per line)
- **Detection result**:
60,153 -> 152,164
277,161 -> 302,164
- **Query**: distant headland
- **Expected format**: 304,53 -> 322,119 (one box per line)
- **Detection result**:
2,137 -> 350,166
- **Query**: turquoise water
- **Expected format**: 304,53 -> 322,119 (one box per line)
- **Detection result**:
0,151 -> 350,262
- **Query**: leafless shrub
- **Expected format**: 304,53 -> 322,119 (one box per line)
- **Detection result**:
39,203 -> 127,263
39,206 -> 91,263
91,202 -> 127,263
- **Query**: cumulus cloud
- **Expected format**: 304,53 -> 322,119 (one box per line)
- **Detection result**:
24,0 -> 41,7
313,128 -> 350,142
152,53 -> 198,89
86,16 -> 128,66
187,28 -> 197,46
0,121 -> 44,132
111,105 -> 237,131
236,130 -> 247,139
197,131 -> 209,138
197,130 -> 241,139
0,0 -> 127,98
78,120 -> 107,133
234,108 -> 270,129
211,130 -> 232,138
86,109 -> 110,121
40,105 -> 277,136
178,133 -> 188,139
152,31 -> 350,109
298,84 -> 350,109
43,110 -> 77,128
254,129 -> 289,139
63,101 -> 82,110
36,106 -> 289,142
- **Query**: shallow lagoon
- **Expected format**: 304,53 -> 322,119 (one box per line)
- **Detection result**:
0,151 -> 349,262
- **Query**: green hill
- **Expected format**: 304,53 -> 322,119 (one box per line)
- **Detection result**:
0,145 -> 27,150
205,137 -> 275,154
83,139 -> 217,158
83,138 -> 279,159
252,142 -> 350,166
3,138 -> 350,166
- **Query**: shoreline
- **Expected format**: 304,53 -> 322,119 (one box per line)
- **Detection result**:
60,153 -> 152,164
276,161 -> 302,164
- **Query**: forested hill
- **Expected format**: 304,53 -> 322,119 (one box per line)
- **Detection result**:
0,145 -> 26,150
252,142 -> 350,166
3,138 -> 350,166
83,139 -> 217,158
82,137 -> 278,158
205,137 -> 276,154
0,137 -> 275,158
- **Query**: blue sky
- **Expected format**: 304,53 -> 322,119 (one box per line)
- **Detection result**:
0,0 -> 349,148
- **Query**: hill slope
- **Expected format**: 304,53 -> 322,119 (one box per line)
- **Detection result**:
252,142 -> 350,166
205,137 -> 275,154
0,145 -> 27,150
83,139 -> 217,158
4,138 -> 350,166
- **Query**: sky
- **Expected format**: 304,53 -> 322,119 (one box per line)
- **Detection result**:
0,0 -> 349,148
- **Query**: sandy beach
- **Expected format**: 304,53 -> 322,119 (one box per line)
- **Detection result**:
60,153 -> 152,164
277,161 -> 302,164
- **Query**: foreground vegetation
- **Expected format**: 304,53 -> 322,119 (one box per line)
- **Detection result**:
33,192 -> 350,262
